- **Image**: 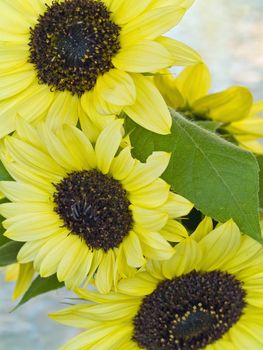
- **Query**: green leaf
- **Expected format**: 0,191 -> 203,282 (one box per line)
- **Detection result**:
0,160 -> 12,180
0,241 -> 24,266
0,164 -> 15,249
14,274 -> 64,310
0,234 -> 11,247
196,120 -> 222,131
0,197 -> 10,239
125,110 -> 261,242
257,155 -> 263,211
0,215 -> 7,240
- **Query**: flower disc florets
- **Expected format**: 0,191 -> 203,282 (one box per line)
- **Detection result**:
53,169 -> 133,251
133,270 -> 246,350
29,0 -> 121,95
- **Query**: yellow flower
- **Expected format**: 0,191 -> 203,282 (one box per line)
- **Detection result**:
0,0 -> 201,137
0,118 -> 192,293
155,63 -> 263,153
228,101 -> 263,154
5,262 -> 34,300
50,219 -> 263,350
260,214 -> 263,237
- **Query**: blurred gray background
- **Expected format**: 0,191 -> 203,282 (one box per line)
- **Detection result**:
170,0 -> 263,99
0,1 -> 263,349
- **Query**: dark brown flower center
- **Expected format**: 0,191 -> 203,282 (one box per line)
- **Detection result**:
29,0 -> 121,95
133,270 -> 246,350
53,170 -> 133,251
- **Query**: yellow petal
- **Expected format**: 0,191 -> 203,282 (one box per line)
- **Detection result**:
95,119 -> 123,174
86,250 -> 104,285
4,136 -> 65,178
131,205 -> 168,231
145,259 -> 164,280
113,40 -> 173,72
122,151 -> 170,192
163,238 -> 202,279
160,219 -> 189,242
138,231 -> 174,260
154,69 -> 185,109
56,125 -> 97,170
49,304 -> 100,329
118,271 -> 158,296
75,287 -> 135,303
175,63 -> 211,104
206,339 -> 236,350
97,69 -> 136,106
0,41 -> 28,72
118,341 -> 141,350
0,181 -> 48,202
129,178 -> 170,208
45,91 -> 79,130
0,202 -> 53,218
57,326 -> 120,350
114,244 -> 135,284
0,1 -> 33,33
122,6 -> 186,41
156,36 -> 203,66
149,0 -> 194,9
111,0 -> 151,25
123,231 -> 146,267
89,85 -> 122,116
250,100 -> 263,116
17,239 -> 49,263
57,237 -> 87,288
89,325 -> 133,350
95,250 -> 115,293
0,65 -> 35,100
190,216 -> 213,242
15,115 -> 45,149
235,138 -> 263,155
230,323 -> 263,349
13,0 -> 46,16
5,264 -> 19,282
193,86 -> 253,123
63,244 -> 93,290
223,234 -> 262,273
76,302 -> 136,322
81,89 -> 106,119
0,31 -> 29,43
229,117 -> 263,137
78,108 -> 101,143
0,82 -> 54,138
4,213 -> 61,241
124,74 -> 172,134
37,233 -> 77,278
159,192 -> 193,218
104,0 -> 121,12
38,124 -> 79,170
0,159 -> 55,193
12,262 -> 34,300
198,220 -> 241,271
110,147 -> 135,180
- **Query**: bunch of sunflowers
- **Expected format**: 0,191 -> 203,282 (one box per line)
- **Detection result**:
0,0 -> 263,349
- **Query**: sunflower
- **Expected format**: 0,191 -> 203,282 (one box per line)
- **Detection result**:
5,262 -> 34,300
50,219 -> 263,350
155,63 -> 263,153
0,118 -> 193,292
0,0 -> 202,137
260,214 -> 263,236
